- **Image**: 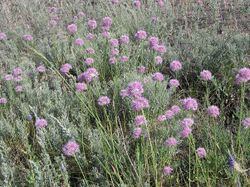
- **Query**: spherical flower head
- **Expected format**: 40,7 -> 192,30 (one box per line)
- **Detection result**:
111,0 -> 119,4
15,85 -> 23,93
170,105 -> 181,115
12,67 -> 22,77
148,36 -> 159,48
165,110 -> 175,119
155,56 -> 163,65
135,30 -> 147,40
86,33 -> 95,40
170,60 -> 182,72
127,81 -> 144,97
60,63 -> 72,74
137,66 -> 146,74
23,34 -> 33,41
133,0 -> 141,8
110,48 -> 119,56
102,16 -> 112,29
207,105 -> 220,118
181,118 -> 194,128
36,65 -> 46,73
165,137 -> 177,147
196,147 -> 207,158
120,89 -> 129,98
134,115 -> 147,126
102,31 -> 110,38
87,19 -> 97,30
169,79 -> 180,88
35,118 -> 48,129
4,74 -> 13,81
133,127 -> 142,139
120,35 -> 130,44
120,56 -> 129,63
63,140 -> 80,156
181,127 -> 192,138
0,97 -> 7,104
163,166 -> 173,176
200,70 -> 212,81
109,38 -> 119,47
152,72 -> 164,81
181,97 -> 198,111
0,32 -> 7,41
243,118 -> 250,128
85,58 -> 94,66
131,97 -> 149,111
109,57 -> 117,65
74,38 -> 84,46
49,19 -> 58,27
155,45 -> 166,54
98,96 -> 111,106
156,0 -> 165,7
76,83 -> 87,92
86,47 -> 95,54
78,68 -> 99,83
157,115 -> 166,122
235,68 -> 250,84
67,24 -> 77,34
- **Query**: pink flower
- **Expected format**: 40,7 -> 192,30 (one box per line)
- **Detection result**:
102,17 -> 112,30
120,35 -> 130,44
110,48 -> 119,56
86,48 -> 95,54
86,33 -> 95,40
36,65 -> 46,73
60,63 -> 72,74
155,56 -> 163,65
163,166 -> 173,176
63,140 -> 80,156
102,31 -> 110,38
137,66 -> 146,74
15,85 -> 23,93
133,128 -> 142,139
181,127 -> 192,138
135,30 -> 147,40
170,60 -> 182,72
156,0 -> 165,7
169,79 -> 180,88
120,89 -> 129,98
109,57 -> 117,64
12,67 -> 22,77
78,68 -> 99,83
181,118 -> 194,128
0,32 -> 7,41
87,20 -> 97,30
155,45 -> 166,54
127,81 -> 144,97
157,115 -> 166,122
67,24 -> 77,34
134,115 -> 147,126
120,56 -> 129,62
74,38 -> 84,46
148,36 -> 159,48
4,74 -> 13,81
131,97 -> 149,111
170,105 -> 181,115
35,118 -> 48,129
23,34 -> 33,41
78,11 -> 85,17
243,118 -> 250,128
165,137 -> 177,147
133,0 -> 141,8
200,70 -> 212,81
165,110 -> 175,119
196,147 -> 207,158
98,96 -> 111,106
181,97 -> 198,111
152,72 -> 164,81
85,58 -> 94,66
207,105 -> 220,118
76,83 -> 87,92
235,68 -> 250,84
110,38 -> 119,47
0,97 -> 7,104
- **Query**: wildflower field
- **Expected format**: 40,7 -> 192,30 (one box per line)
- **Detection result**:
0,0 -> 249,186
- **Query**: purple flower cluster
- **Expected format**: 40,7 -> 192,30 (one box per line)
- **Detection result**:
207,105 -> 220,118
98,96 -> 111,106
60,63 -> 72,74
200,70 -> 212,81
235,67 -> 250,84
78,68 -> 99,83
63,140 -> 80,156
35,118 -> 48,129
181,97 -> 198,111
134,115 -> 147,126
